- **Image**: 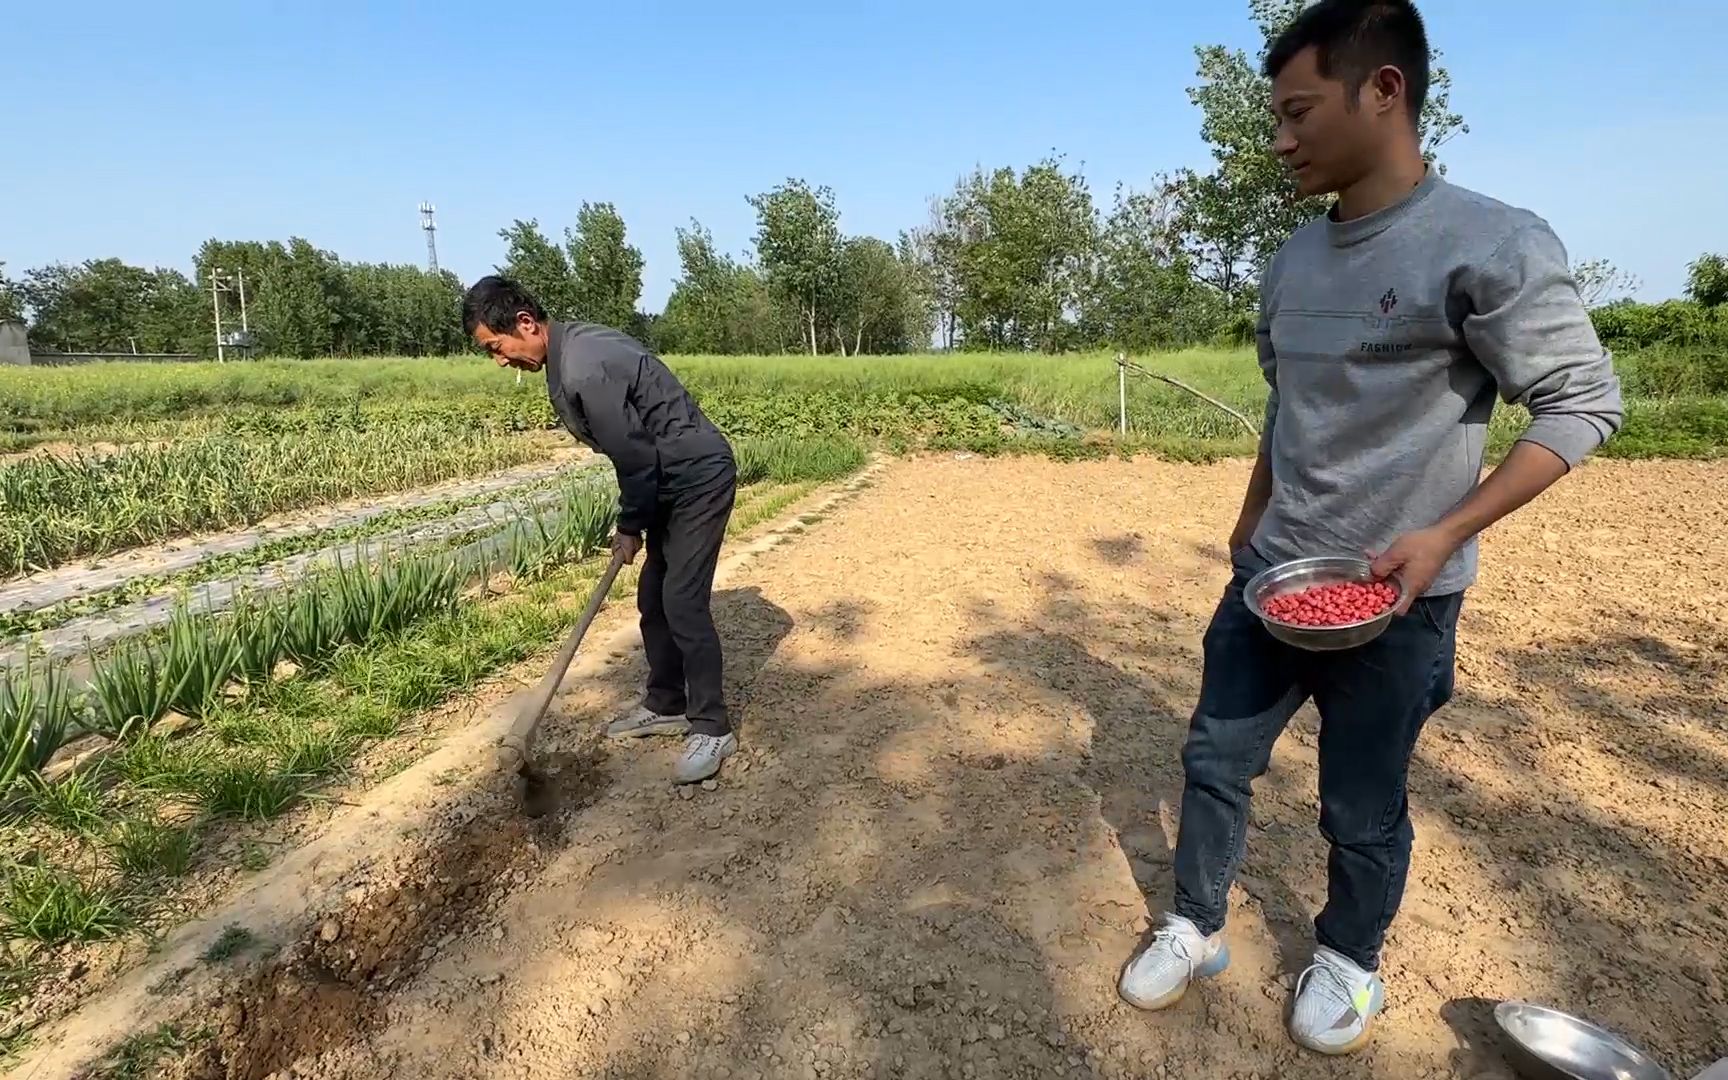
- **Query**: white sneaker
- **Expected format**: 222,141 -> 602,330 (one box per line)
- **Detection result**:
674,732 -> 737,784
606,705 -> 691,739
1288,946 -> 1384,1055
1118,913 -> 1230,1011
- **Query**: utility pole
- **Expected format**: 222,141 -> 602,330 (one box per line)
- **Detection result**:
419,202 -> 439,274
211,267 -> 227,363
211,268 -> 250,361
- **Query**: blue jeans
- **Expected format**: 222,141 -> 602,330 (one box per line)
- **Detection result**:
1171,548 -> 1462,971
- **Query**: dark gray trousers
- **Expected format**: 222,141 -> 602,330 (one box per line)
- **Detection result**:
638,464 -> 735,736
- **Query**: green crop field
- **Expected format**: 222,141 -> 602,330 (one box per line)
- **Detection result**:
5,346 -> 1722,464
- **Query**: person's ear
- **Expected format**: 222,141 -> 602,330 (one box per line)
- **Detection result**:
1370,64 -> 1406,118
516,310 -> 537,336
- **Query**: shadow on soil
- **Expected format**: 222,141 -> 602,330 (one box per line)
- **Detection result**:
966,568 -> 1727,1077
1401,614 -> 1728,1078
525,584 -> 1092,1080
965,567 -> 1323,1065
146,567 -> 1728,1079
1090,534 -> 1146,567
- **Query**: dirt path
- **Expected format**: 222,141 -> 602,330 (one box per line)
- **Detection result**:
113,456 -> 1728,1078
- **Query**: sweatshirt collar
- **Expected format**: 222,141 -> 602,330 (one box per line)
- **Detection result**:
1326,166 -> 1441,248
544,321 -> 566,377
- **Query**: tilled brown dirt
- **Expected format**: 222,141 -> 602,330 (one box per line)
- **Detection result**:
136,455 -> 1728,1079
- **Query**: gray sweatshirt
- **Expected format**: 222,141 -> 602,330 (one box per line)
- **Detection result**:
1249,169 -> 1624,596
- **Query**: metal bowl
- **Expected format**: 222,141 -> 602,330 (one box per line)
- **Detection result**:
1494,1002 -> 1674,1080
1242,556 -> 1405,652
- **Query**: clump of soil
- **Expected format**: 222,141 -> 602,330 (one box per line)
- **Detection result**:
171,746 -> 607,1080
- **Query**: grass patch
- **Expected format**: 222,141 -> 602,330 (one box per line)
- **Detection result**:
0,863 -> 131,943
5,348 -> 1726,463
192,755 -> 304,821
102,818 -> 195,880
1598,396 -> 1728,459
271,722 -> 354,780
81,1022 -> 207,1080
201,923 -> 256,963
108,734 -> 212,793
734,435 -> 869,484
0,358 -> 550,432
16,772 -> 109,833
731,482 -> 822,535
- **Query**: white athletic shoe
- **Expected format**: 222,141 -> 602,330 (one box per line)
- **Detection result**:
605,705 -> 691,740
1288,946 -> 1385,1055
1118,913 -> 1230,1011
674,732 -> 738,784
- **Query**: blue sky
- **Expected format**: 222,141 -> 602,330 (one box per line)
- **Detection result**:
3,1 -> 1722,309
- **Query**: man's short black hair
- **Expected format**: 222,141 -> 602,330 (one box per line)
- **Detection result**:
461,275 -> 547,336
1264,0 -> 1430,125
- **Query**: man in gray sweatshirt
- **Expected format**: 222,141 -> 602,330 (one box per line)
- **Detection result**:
1117,0 -> 1623,1056
463,277 -> 740,785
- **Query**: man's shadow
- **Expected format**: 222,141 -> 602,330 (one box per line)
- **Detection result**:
529,585 -> 794,811
1440,996 -> 1522,1079
966,573 -> 1320,981
712,585 -> 797,733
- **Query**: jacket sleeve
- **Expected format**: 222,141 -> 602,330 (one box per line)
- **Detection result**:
563,350 -> 659,536
1462,222 -> 1625,468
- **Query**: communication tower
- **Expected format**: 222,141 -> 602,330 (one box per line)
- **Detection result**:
419,202 -> 439,274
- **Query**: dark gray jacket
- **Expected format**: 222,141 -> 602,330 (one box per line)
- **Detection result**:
545,322 -> 733,536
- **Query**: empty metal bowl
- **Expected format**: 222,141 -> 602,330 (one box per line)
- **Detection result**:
1242,556 -> 1405,652
1495,1002 -> 1674,1080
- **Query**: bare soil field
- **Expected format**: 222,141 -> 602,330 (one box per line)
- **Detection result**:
45,454 -> 1728,1080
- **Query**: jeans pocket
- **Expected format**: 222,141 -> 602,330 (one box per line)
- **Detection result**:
1228,544 -> 1264,577
1414,594 -> 1461,637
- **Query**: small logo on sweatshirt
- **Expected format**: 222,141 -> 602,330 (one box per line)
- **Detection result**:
1378,288 -> 1398,314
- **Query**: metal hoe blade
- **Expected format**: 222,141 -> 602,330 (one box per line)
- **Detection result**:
496,548 -> 628,816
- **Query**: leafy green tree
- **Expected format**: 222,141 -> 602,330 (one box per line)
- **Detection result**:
659,221 -> 740,353
937,157 -> 1097,351
894,232 -> 938,351
0,262 -> 23,324
565,202 -> 645,330
139,269 -> 205,352
1571,259 -> 1640,308
252,238 -> 347,358
497,219 -> 578,319
1686,253 -> 1728,307
19,259 -> 202,353
337,263 -> 464,355
748,179 -> 842,354
193,238 -> 289,353
1167,171 -> 1262,308
1086,180 -> 1231,350
658,221 -> 794,355
830,236 -> 921,355
899,206 -> 955,350
1174,0 -> 1469,303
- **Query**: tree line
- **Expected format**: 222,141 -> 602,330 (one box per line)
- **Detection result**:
0,242 -> 471,359
2,1 -> 1721,360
